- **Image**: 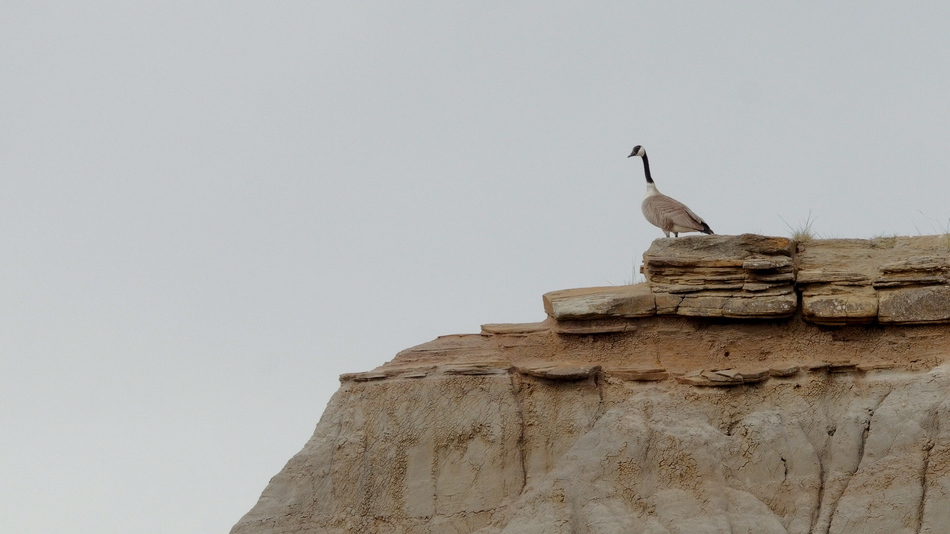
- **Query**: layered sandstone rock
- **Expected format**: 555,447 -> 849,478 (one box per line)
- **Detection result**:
642,234 -> 797,320
544,234 -> 950,330
232,235 -> 950,534
798,236 -> 950,325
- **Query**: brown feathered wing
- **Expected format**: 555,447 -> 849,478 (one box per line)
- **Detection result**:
641,194 -> 712,234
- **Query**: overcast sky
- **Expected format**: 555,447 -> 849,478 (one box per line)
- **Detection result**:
3,2 -> 950,533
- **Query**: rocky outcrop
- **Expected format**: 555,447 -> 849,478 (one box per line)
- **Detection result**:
799,237 -> 950,325
543,234 -> 950,330
642,234 -> 797,320
232,235 -> 950,534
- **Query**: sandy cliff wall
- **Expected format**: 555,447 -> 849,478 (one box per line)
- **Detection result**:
232,235 -> 950,534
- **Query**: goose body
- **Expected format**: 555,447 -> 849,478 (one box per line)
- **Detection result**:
629,145 -> 713,237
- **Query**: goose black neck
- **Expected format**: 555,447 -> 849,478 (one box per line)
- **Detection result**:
641,153 -> 654,184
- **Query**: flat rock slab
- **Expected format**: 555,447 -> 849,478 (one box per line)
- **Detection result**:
605,368 -> 670,381
339,371 -> 391,383
644,234 -> 794,262
722,292 -> 798,319
656,288 -> 797,319
769,365 -> 801,377
552,318 -> 636,335
516,364 -> 601,381
802,287 -> 879,325
481,321 -> 553,334
543,284 -> 655,320
879,286 -> 950,324
442,363 -> 513,375
340,366 -> 437,383
674,368 -> 770,386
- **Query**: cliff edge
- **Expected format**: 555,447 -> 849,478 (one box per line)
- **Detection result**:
232,235 -> 950,534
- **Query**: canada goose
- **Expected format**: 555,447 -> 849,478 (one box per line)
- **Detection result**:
628,145 -> 714,237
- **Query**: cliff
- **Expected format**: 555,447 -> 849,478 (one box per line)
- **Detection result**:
232,235 -> 950,534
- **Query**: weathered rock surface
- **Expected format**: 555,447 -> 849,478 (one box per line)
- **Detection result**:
543,285 -> 655,320
234,357 -> 950,534
233,235 -> 950,534
543,235 -> 950,328
798,236 -> 950,325
878,285 -> 950,324
642,234 -> 797,320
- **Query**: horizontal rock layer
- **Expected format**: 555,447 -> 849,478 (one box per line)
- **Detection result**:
643,234 -> 797,320
545,234 -> 950,328
797,236 -> 950,325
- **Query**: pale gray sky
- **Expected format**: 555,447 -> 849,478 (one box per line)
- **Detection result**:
3,2 -> 950,532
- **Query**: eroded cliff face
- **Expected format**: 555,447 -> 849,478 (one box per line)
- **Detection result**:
232,235 -> 950,534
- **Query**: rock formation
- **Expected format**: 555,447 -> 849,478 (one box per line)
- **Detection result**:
232,235 -> 950,534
